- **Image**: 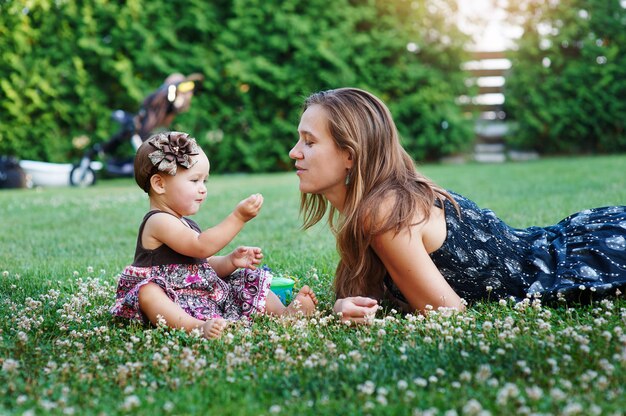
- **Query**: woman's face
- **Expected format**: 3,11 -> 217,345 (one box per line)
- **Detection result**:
289,104 -> 353,207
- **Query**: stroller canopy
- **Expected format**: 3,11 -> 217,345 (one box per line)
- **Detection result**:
135,73 -> 204,140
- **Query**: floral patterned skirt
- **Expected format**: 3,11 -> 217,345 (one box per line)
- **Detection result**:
110,262 -> 272,323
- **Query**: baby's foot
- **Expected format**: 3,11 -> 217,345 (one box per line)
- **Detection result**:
201,318 -> 228,339
285,285 -> 318,316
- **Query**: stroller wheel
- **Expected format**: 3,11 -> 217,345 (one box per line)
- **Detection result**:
69,164 -> 96,187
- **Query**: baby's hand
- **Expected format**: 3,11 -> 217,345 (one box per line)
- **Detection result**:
230,246 -> 263,270
234,193 -> 263,222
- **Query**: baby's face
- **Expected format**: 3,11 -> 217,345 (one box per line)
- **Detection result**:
161,150 -> 210,216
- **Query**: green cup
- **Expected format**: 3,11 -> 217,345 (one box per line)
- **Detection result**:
270,276 -> 295,304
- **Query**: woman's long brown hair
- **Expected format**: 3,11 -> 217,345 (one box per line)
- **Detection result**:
299,88 -> 457,300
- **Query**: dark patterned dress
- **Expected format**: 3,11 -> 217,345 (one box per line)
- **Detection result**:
386,191 -> 626,304
110,210 -> 272,323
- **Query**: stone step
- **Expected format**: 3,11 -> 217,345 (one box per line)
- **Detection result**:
474,152 -> 506,163
474,121 -> 509,138
474,143 -> 505,153
508,150 -> 539,161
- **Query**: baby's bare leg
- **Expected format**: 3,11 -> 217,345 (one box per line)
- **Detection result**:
265,290 -> 288,316
138,282 -> 227,339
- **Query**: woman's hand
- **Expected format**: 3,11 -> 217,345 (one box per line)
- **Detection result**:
229,246 -> 263,270
333,297 -> 379,324
234,193 -> 264,222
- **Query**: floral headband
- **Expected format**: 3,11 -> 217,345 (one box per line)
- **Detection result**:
148,131 -> 200,176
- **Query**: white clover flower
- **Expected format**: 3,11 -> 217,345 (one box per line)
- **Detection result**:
40,400 -> 56,411
550,388 -> 567,401
562,402 -> 583,415
589,404 -> 602,416
596,375 -> 609,390
2,358 -> 19,373
156,314 -> 168,327
120,395 -> 140,411
526,386 -> 543,401
475,365 -> 492,382
397,380 -> 408,390
413,377 -> 427,387
462,398 -> 483,416
358,380 -> 376,395
459,371 -> 471,382
496,383 -> 520,406
269,405 -> 281,414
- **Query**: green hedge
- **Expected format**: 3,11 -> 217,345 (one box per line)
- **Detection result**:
0,0 -> 472,172
504,0 -> 626,153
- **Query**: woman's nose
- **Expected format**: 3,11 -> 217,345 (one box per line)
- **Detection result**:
289,142 -> 301,159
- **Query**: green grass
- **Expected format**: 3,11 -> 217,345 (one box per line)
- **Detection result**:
1,155 -> 625,415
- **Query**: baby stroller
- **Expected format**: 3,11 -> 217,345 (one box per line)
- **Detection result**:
70,73 -> 204,186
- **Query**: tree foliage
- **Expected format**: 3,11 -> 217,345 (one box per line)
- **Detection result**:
503,0 -> 626,153
0,0 -> 472,171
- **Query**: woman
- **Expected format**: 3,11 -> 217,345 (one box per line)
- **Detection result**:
288,87 -> 626,323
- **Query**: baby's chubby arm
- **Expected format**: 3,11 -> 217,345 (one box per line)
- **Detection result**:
195,193 -> 264,258
232,193 -> 264,222
144,194 -> 264,262
208,246 -> 264,278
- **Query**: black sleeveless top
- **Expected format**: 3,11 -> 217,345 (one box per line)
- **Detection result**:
132,210 -> 205,267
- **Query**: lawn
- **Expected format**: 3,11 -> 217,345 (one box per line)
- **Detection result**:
1,155 -> 625,415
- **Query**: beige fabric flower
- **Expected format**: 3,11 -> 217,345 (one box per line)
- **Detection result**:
148,132 -> 200,175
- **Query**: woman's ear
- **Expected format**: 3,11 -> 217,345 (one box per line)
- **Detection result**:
150,174 -> 166,194
344,149 -> 354,170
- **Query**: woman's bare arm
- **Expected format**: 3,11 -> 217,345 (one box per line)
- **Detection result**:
371,224 -> 465,313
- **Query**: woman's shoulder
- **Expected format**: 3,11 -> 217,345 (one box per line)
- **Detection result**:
362,188 -> 430,236
360,191 -> 398,233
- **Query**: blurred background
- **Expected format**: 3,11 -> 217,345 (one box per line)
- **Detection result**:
1,0 -> 624,175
